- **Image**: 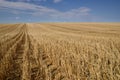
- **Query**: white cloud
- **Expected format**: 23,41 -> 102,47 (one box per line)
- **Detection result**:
0,0 -> 46,11
15,17 -> 20,19
0,0 -> 91,21
53,0 -> 62,3
12,0 -> 47,2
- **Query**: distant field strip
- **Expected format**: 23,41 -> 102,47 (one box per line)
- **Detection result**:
0,23 -> 120,80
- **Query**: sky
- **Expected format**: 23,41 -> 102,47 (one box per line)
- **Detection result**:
0,0 -> 120,23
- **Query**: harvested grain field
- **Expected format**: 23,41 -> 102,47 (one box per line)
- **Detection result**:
0,23 -> 120,80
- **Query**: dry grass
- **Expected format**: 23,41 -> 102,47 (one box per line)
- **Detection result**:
0,23 -> 120,80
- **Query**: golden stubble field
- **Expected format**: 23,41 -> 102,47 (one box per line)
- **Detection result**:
0,23 -> 120,80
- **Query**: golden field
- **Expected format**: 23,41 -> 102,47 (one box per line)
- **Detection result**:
0,23 -> 120,80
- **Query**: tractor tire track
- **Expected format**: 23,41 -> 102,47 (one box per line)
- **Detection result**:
0,26 -> 24,62
25,35 -> 47,80
21,25 -> 31,80
38,47 -> 65,80
0,27 -> 25,80
5,31 -> 26,80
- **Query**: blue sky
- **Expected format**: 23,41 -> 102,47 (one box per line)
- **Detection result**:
0,0 -> 120,23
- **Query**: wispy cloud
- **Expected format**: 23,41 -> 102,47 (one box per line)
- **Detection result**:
53,0 -> 62,3
0,0 -> 91,21
12,0 -> 62,3
5,0 -> 47,2
15,16 -> 20,19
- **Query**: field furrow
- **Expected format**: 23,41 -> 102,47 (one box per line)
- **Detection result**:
6,31 -> 26,80
37,44 -> 66,80
0,29 -> 25,79
0,26 -> 24,62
